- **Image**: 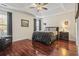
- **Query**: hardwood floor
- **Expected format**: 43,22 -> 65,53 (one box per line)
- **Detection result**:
0,39 -> 78,56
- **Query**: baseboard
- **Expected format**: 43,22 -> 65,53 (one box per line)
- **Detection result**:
69,40 -> 75,42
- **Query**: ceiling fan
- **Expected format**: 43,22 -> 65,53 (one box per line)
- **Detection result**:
30,3 -> 48,12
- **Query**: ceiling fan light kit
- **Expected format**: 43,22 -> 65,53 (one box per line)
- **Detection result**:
30,3 -> 48,12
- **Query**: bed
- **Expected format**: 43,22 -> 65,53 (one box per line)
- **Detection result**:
32,27 -> 59,45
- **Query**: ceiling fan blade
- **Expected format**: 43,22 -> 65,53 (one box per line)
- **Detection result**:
30,7 -> 35,8
35,3 -> 40,5
35,3 -> 48,6
42,3 -> 48,6
42,7 -> 48,10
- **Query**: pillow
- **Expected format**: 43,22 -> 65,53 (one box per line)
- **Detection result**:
52,31 -> 57,36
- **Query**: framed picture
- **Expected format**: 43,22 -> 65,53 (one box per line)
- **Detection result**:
21,19 -> 29,27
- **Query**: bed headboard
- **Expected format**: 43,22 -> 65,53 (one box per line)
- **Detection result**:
45,27 -> 59,39
45,27 -> 59,32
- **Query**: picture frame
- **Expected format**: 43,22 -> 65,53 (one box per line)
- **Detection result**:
21,19 -> 29,27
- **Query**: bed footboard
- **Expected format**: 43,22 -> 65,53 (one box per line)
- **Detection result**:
32,32 -> 57,45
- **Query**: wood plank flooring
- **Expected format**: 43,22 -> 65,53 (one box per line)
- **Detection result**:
0,39 -> 78,56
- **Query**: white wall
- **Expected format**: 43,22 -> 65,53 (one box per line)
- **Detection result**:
12,11 -> 34,41
0,7 -> 35,41
42,11 -> 76,41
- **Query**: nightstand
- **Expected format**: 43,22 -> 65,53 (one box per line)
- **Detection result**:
59,32 -> 69,41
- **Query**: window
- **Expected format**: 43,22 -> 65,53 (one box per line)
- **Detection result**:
0,12 -> 7,37
36,20 -> 39,31
34,18 -> 41,31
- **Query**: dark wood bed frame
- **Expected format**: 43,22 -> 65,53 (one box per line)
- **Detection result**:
45,27 -> 59,39
32,27 -> 59,45
45,27 -> 59,32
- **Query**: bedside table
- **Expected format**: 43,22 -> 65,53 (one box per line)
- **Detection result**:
59,32 -> 69,41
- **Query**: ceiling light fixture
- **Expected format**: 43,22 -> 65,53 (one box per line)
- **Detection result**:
30,3 -> 48,12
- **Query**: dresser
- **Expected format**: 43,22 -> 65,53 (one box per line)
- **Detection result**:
59,32 -> 69,41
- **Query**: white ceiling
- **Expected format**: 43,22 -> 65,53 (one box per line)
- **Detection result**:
0,3 -> 76,18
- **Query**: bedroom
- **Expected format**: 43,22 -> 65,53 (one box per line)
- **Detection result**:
0,3 -> 77,56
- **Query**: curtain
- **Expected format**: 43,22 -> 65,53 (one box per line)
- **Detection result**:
7,12 -> 12,40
